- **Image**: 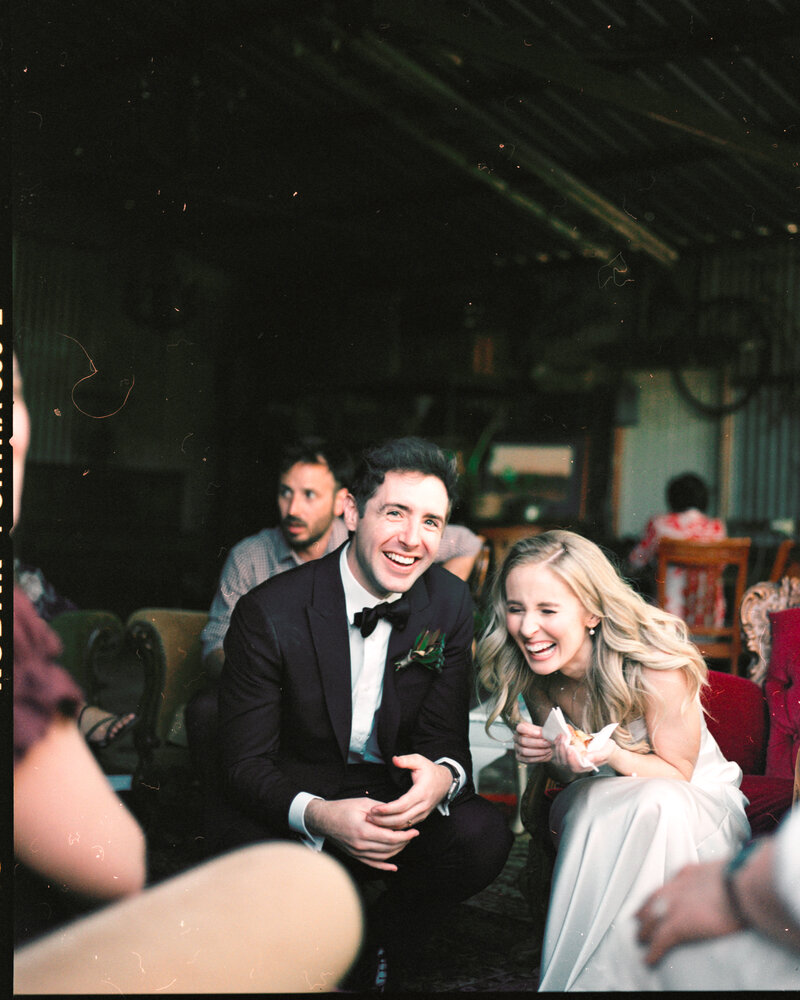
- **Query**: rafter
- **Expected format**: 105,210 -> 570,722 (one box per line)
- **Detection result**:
372,2 -> 800,176
289,29 -> 615,261
345,27 -> 678,266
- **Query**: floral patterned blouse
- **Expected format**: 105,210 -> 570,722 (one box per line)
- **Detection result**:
628,509 -> 727,626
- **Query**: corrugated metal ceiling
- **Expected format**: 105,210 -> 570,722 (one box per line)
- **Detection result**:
10,1 -> 800,276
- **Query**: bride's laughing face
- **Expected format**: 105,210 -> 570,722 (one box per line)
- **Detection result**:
504,562 -> 598,681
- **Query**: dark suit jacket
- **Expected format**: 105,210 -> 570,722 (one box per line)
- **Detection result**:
219,542 -> 475,837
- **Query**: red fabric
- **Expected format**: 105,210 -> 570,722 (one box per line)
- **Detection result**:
739,774 -> 794,834
703,663 -> 797,833
480,793 -> 518,822
702,669 -> 767,776
764,608 -> 800,780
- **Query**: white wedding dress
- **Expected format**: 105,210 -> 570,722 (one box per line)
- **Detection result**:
537,711 -> 750,992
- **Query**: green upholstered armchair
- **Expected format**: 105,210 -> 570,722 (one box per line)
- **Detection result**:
124,609 -> 209,784
49,609 -> 126,704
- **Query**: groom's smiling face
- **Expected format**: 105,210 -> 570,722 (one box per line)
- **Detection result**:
344,470 -> 448,598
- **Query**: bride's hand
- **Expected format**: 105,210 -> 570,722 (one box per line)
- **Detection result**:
584,739 -> 618,769
551,733 -> 598,773
513,721 -> 553,764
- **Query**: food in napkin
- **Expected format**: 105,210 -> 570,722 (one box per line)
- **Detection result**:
541,706 -> 618,771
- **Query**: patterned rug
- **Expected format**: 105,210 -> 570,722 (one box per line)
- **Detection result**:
389,828 -> 541,992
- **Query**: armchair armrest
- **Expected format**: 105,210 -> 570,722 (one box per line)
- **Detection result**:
50,610 -> 125,702
125,609 -> 209,782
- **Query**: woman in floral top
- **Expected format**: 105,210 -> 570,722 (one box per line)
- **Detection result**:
628,472 -> 726,625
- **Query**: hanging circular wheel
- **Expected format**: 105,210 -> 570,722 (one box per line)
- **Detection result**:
670,297 -> 771,417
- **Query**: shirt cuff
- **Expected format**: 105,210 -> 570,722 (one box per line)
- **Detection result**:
288,792 -> 326,851
435,756 -> 466,817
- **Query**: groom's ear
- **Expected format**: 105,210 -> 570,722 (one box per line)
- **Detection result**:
342,492 -> 359,533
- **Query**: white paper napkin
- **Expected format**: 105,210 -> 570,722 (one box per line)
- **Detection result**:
541,706 -> 618,771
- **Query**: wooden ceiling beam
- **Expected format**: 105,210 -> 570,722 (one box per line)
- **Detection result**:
346,28 -> 678,267
372,2 -> 800,176
289,30 -> 615,261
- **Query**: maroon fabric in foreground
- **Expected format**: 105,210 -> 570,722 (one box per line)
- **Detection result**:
13,585 -> 82,767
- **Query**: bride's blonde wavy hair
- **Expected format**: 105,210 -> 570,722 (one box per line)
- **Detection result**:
476,529 -> 707,753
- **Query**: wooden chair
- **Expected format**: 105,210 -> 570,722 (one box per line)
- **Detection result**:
125,609 -> 209,784
481,525 -> 543,572
769,538 -> 800,582
467,538 -> 492,603
656,537 -> 751,674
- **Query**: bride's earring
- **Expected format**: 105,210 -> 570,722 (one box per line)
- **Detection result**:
589,626 -> 596,636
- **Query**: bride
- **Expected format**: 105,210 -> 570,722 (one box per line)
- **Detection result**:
477,530 -> 749,991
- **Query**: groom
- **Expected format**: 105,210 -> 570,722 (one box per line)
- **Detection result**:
219,436 -> 513,987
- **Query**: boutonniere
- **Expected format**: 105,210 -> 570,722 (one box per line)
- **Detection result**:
395,629 -> 446,673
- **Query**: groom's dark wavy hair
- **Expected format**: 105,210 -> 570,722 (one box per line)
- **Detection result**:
349,436 -> 459,518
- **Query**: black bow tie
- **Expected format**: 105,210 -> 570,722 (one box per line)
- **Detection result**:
353,596 -> 411,638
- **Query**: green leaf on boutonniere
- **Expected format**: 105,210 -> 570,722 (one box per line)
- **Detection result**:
395,629 -> 446,673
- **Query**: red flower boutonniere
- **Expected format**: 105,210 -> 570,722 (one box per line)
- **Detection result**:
395,629 -> 446,673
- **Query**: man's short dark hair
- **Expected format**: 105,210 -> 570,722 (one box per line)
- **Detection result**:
349,436 -> 459,516
666,472 -> 709,513
278,436 -> 354,489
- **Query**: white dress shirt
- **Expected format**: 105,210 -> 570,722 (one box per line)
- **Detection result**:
288,544 -> 465,847
341,546 -> 396,764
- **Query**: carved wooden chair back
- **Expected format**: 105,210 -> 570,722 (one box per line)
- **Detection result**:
656,537 -> 750,674
468,538 -> 492,603
740,577 -> 800,684
125,608 -> 209,781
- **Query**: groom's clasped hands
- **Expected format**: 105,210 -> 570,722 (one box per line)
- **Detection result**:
305,754 -> 454,871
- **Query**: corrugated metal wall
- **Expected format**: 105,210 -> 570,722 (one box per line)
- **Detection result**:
15,233 -> 799,534
615,369 -> 722,539
12,235 -> 98,465
700,243 -> 800,528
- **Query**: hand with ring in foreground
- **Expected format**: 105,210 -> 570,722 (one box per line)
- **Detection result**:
635,860 -> 741,964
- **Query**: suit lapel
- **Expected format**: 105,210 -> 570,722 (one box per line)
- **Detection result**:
307,547 -> 352,762
376,573 -> 432,760
305,550 -> 436,765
